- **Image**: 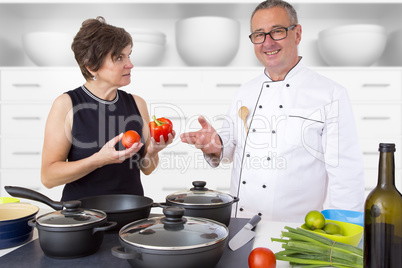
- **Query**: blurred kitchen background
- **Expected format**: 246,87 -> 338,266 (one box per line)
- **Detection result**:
0,0 -> 401,207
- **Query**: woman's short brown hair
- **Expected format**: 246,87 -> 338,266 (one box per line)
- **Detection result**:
71,16 -> 133,80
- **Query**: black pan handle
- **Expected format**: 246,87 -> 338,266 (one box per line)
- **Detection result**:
5,185 -> 64,210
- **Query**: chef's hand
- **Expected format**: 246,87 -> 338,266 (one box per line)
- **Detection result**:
95,133 -> 144,166
180,116 -> 222,157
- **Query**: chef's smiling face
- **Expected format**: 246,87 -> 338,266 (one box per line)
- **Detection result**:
251,7 -> 301,80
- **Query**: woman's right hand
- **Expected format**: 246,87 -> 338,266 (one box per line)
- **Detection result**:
94,133 -> 144,167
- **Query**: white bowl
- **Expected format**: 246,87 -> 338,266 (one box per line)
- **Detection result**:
175,16 -> 240,66
381,28 -> 402,66
22,32 -> 76,66
318,24 -> 386,66
131,41 -> 165,66
128,29 -> 166,46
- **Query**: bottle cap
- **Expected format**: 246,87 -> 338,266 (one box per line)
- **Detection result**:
379,143 -> 396,152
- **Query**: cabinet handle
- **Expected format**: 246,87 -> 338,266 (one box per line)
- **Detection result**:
12,152 -> 41,155
162,83 -> 188,88
361,116 -> 390,120
166,116 -> 187,120
161,151 -> 188,156
162,187 -> 183,191
12,83 -> 41,88
363,152 -> 378,155
362,83 -> 390,87
12,116 -> 41,121
216,83 -> 242,88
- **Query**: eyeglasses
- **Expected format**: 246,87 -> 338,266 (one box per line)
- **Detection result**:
249,25 -> 297,44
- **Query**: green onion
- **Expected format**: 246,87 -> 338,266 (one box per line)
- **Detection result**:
271,226 -> 363,268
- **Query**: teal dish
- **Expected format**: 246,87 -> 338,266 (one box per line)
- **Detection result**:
321,209 -> 364,226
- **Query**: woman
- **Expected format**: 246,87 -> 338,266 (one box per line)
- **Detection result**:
41,17 -> 174,201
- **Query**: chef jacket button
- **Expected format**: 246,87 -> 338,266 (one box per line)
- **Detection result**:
259,105 -> 263,108
246,153 -> 250,157
267,157 -> 271,161
240,208 -> 244,212
272,130 -> 276,134
279,105 -> 283,108
262,184 -> 267,188
252,129 -> 256,132
286,84 -> 290,87
242,181 -> 246,184
258,212 -> 262,216
266,84 -> 270,88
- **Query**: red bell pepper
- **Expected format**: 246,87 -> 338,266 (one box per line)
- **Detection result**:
149,115 -> 173,142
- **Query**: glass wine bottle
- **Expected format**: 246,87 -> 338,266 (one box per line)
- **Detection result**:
363,143 -> 402,268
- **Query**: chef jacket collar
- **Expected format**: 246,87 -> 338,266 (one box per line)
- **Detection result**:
264,56 -> 303,82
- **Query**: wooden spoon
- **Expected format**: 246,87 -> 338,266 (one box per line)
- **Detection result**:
238,106 -> 249,133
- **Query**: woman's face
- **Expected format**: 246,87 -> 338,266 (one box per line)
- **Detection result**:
95,45 -> 133,88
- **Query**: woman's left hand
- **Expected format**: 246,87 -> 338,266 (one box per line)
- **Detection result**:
147,130 -> 176,155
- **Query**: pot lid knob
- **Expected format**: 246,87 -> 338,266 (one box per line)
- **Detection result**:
161,207 -> 187,226
61,200 -> 84,215
190,181 -> 208,191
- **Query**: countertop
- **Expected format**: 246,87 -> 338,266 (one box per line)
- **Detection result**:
0,208 -> 301,267
0,214 -> 298,267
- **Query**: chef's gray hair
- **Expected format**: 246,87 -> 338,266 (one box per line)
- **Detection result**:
251,0 -> 298,26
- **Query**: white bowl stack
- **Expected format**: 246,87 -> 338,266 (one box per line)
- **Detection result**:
317,24 -> 386,66
175,16 -> 240,66
129,29 -> 166,66
381,28 -> 402,66
22,32 -> 76,66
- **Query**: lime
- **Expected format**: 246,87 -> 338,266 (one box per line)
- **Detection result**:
323,222 -> 342,235
305,210 -> 325,230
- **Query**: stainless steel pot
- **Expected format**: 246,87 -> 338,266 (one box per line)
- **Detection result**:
111,207 -> 229,268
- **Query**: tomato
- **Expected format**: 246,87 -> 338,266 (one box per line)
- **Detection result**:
122,130 -> 141,148
248,247 -> 276,268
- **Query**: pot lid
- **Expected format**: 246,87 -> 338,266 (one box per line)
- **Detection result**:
166,181 -> 234,206
119,207 -> 228,250
36,201 -> 106,228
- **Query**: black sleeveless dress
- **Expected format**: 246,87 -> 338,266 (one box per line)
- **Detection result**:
61,86 -> 145,201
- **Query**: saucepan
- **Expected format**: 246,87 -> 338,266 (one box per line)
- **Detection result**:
112,206 -> 229,268
5,186 -> 156,232
5,186 -> 116,258
0,202 -> 39,249
162,181 -> 239,226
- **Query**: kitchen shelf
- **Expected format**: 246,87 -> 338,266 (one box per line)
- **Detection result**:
0,1 -> 402,67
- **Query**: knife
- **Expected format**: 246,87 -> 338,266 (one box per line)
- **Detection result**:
228,215 -> 262,251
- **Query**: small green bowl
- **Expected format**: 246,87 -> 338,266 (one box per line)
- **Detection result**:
301,219 -> 363,246
0,197 -> 20,204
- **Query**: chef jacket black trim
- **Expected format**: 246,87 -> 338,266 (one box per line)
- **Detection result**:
289,115 -> 324,124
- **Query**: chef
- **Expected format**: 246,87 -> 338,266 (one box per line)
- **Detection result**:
180,0 -> 365,222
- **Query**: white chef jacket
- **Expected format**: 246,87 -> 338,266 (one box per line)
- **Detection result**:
207,59 -> 365,222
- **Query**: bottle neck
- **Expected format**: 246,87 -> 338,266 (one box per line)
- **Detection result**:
378,151 -> 395,188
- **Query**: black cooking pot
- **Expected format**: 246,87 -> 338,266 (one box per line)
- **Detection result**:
4,186 -> 116,258
5,186 -> 155,232
111,206 -> 228,268
164,181 -> 239,226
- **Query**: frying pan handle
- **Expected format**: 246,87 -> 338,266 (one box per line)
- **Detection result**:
5,186 -> 64,210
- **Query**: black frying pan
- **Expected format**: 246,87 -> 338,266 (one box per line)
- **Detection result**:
5,186 -> 156,232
